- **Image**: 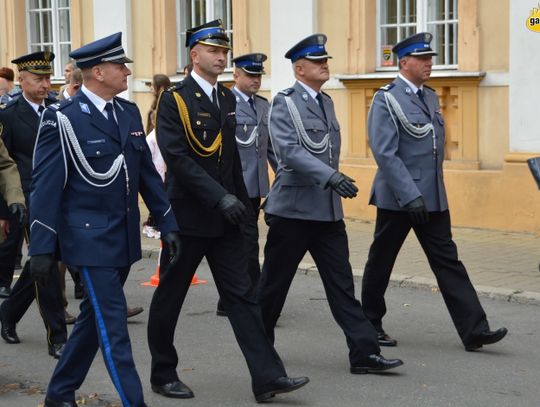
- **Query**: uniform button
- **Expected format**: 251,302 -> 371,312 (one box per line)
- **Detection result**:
85,223 -> 90,228
96,151 -> 101,156
127,207 -> 130,212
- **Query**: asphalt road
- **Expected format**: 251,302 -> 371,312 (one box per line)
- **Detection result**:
0,258 -> 538,407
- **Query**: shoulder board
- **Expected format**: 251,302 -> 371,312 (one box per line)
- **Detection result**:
1,99 -> 17,110
45,95 -> 59,104
0,104 -> 6,110
114,96 -> 136,106
51,98 -> 73,111
423,85 -> 435,92
254,94 -> 268,102
379,83 -> 395,92
321,90 -> 331,99
279,88 -> 295,96
169,81 -> 184,92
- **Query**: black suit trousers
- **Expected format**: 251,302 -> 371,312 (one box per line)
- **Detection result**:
257,216 -> 380,365
361,209 -> 489,345
147,228 -> 285,392
0,211 -> 23,288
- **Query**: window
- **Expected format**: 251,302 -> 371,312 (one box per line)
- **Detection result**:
177,0 -> 233,73
26,0 -> 71,79
377,0 -> 458,68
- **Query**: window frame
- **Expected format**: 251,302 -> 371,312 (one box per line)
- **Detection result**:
176,0 -> 234,74
26,0 -> 72,79
376,0 -> 458,71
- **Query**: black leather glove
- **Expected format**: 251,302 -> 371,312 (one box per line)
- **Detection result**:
8,203 -> 26,225
29,254 -> 55,287
162,231 -> 181,266
327,172 -> 358,198
405,196 -> 429,225
216,194 -> 247,225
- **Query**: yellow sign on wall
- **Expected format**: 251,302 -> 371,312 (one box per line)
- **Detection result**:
526,4 -> 540,32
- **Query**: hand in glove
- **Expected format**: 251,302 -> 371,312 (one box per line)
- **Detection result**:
162,231 -> 181,266
29,254 -> 55,287
216,194 -> 247,225
8,203 -> 26,225
405,196 -> 429,225
327,172 -> 358,199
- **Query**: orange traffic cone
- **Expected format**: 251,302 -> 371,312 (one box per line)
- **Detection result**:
142,242 -> 208,286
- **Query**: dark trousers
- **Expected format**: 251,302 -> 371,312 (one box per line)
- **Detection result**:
47,266 -> 146,407
361,209 -> 489,346
257,215 -> 380,365
0,261 -> 66,345
242,197 -> 262,287
0,212 -> 23,288
148,231 -> 286,392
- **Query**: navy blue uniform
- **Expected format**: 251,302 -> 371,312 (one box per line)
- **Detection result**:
30,90 -> 178,407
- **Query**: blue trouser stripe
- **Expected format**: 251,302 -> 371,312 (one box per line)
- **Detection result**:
81,267 -> 131,407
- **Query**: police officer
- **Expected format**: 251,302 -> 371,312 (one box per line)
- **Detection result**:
0,51 -> 66,358
362,32 -> 507,351
257,34 -> 403,375
214,53 -> 275,315
29,33 -> 181,407
148,20 -> 309,403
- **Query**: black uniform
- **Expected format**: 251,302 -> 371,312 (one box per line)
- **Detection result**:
148,75 -> 286,392
0,96 -> 66,347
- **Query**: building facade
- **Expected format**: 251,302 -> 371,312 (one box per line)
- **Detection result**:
1,0 -> 539,232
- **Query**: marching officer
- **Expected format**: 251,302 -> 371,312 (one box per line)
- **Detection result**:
362,32 -> 507,351
0,51 -> 66,358
257,34 -> 403,375
214,53 -> 275,315
148,20 -> 309,403
29,32 -> 181,407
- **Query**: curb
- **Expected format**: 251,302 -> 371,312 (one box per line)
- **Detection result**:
141,247 -> 540,307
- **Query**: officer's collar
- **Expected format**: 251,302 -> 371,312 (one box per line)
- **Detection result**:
190,70 -> 218,101
232,86 -> 252,103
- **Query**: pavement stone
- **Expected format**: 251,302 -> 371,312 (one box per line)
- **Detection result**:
140,208 -> 540,306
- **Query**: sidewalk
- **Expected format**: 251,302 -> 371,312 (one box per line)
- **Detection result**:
140,214 -> 540,306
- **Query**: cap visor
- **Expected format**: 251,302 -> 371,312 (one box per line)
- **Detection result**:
108,56 -> 134,64
241,67 -> 265,75
409,50 -> 438,57
304,54 -> 333,60
197,39 -> 231,50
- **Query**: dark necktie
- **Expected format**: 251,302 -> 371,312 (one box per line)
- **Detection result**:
248,97 -> 257,114
37,105 -> 45,116
416,89 -> 429,112
212,88 -> 219,110
104,102 -> 120,138
315,93 -> 326,120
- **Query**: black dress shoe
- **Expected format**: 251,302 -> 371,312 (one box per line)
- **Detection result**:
44,397 -> 78,407
48,343 -> 66,359
465,327 -> 508,351
0,310 -> 20,344
126,306 -> 144,318
0,286 -> 10,298
377,330 -> 397,347
350,354 -> 404,374
151,380 -> 194,398
254,376 -> 309,403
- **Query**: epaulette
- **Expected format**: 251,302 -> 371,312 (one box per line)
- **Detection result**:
1,99 -> 17,110
254,94 -> 268,101
114,95 -> 136,105
424,85 -> 435,92
279,88 -> 295,96
321,90 -> 331,99
0,104 -> 6,110
169,81 -> 184,92
379,83 -> 395,91
50,98 -> 73,111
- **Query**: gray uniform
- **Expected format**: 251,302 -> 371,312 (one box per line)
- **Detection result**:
232,88 -> 273,198
368,76 -> 447,211
263,81 -> 342,221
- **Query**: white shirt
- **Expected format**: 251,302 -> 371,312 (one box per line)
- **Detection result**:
81,85 -> 117,121
297,80 -> 322,106
145,129 -> 166,182
62,87 -> 71,99
22,94 -> 45,115
191,70 -> 219,106
398,73 -> 423,95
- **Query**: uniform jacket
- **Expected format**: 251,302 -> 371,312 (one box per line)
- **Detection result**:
156,75 -> 250,237
0,95 -> 56,196
29,91 -> 178,267
263,80 -> 343,222
0,137 -> 24,207
367,76 -> 448,212
232,88 -> 275,198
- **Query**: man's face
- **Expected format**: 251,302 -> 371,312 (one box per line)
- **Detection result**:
96,62 -> 131,94
233,69 -> 261,97
19,71 -> 51,103
64,63 -> 74,82
191,44 -> 228,78
400,55 -> 433,86
296,58 -> 330,85
0,78 -> 12,96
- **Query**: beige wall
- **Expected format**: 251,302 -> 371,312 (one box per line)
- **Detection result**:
478,87 -> 509,169
479,0 -> 509,72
